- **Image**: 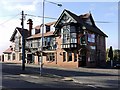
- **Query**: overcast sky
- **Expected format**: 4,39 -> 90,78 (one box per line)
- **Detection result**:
0,0 -> 119,54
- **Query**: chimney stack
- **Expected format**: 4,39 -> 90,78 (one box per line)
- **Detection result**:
27,19 -> 33,36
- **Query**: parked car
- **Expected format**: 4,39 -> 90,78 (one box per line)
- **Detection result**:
113,64 -> 120,69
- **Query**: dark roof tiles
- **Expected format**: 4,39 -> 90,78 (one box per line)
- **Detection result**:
27,31 -> 54,40
3,48 -> 13,54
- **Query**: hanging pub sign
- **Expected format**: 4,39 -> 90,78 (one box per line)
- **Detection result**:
80,35 -> 86,45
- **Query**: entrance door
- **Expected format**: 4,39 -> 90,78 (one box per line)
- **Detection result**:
78,49 -> 86,67
27,54 -> 32,63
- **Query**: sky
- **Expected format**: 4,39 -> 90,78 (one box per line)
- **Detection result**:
0,0 -> 119,54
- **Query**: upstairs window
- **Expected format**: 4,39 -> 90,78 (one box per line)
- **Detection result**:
70,26 -> 76,33
46,25 -> 50,32
70,33 -> 77,43
62,25 -> 70,44
88,33 -> 95,43
35,29 -> 40,34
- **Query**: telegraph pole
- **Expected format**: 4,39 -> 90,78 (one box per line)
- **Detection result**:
21,11 -> 25,70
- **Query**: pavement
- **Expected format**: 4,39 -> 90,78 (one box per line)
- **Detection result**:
1,62 -> 120,89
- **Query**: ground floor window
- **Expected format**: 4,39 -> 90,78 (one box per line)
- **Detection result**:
68,52 -> 72,61
74,53 -> 77,62
12,53 -> 15,60
46,53 -> 55,62
19,53 -> 22,61
63,52 -> 66,62
8,54 -> 11,60
90,50 -> 95,62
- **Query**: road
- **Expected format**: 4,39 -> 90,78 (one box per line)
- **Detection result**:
1,62 -> 120,90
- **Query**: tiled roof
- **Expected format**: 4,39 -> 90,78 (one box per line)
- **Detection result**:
79,13 -> 91,19
3,48 -> 13,54
27,31 -> 54,40
34,25 -> 42,30
34,21 -> 56,30
45,21 -> 56,26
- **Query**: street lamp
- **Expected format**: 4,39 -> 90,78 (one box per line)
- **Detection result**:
40,0 -> 62,76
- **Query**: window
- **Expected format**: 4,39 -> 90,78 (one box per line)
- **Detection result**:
15,36 -> 20,51
35,29 -> 40,34
88,33 -> 95,43
74,53 -> 77,62
46,53 -> 55,61
33,40 -> 39,48
63,52 -> 66,62
19,53 -> 22,61
89,46 -> 96,62
70,26 -> 76,32
43,38 -> 47,47
90,46 -> 96,50
46,25 -> 50,32
47,37 -> 50,45
8,54 -> 11,60
68,52 -> 72,61
12,53 -> 15,60
62,25 -> 70,44
70,33 -> 77,43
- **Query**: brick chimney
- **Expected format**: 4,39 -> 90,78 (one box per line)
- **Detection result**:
27,19 -> 33,36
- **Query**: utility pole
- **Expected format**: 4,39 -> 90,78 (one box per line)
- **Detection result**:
21,11 -> 25,70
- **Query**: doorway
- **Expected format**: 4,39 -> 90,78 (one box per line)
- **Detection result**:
27,54 -> 32,64
78,49 -> 87,67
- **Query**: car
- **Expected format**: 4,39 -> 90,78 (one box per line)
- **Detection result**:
113,64 -> 120,69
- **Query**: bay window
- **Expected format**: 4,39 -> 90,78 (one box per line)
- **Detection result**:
70,33 -> 77,43
62,25 -> 77,44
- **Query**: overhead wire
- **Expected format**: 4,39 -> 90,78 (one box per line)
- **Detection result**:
0,12 -> 117,27
0,13 -> 21,26
25,14 -> 57,19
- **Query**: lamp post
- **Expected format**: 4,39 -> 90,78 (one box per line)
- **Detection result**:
40,0 -> 62,76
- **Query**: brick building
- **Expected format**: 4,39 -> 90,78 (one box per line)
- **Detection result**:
26,9 -> 108,68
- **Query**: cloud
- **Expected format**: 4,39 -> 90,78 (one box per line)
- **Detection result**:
1,0 -> 41,12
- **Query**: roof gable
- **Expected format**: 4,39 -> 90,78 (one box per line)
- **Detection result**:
54,9 -> 78,28
10,27 -> 28,41
54,9 -> 107,37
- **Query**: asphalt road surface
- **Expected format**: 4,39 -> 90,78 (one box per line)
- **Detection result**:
1,62 -> 119,90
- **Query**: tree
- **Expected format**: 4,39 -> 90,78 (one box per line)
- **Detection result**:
108,46 -> 113,60
108,46 -> 113,67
